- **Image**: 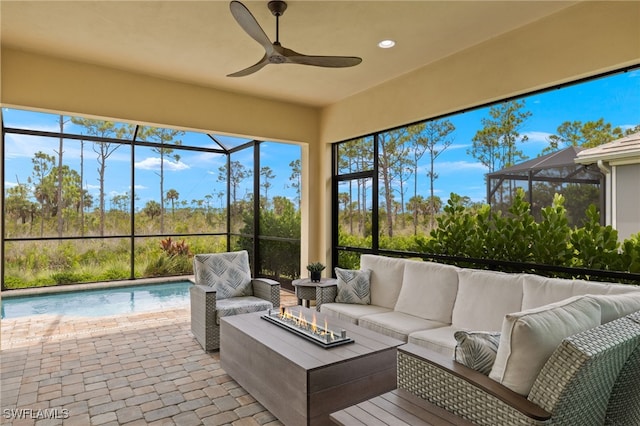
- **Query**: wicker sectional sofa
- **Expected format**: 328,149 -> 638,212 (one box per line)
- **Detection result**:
317,254 -> 640,356
321,255 -> 640,424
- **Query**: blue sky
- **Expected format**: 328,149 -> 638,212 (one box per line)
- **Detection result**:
3,112 -> 302,210
425,69 -> 640,201
3,69 -> 639,207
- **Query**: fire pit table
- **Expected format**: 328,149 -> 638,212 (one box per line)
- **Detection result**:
220,306 -> 403,426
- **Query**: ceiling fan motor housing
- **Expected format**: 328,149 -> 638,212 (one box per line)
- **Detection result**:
268,1 -> 287,17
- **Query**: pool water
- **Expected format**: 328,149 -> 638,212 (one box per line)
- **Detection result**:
1,281 -> 193,319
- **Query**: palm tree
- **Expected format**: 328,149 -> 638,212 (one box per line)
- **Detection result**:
166,189 -> 179,217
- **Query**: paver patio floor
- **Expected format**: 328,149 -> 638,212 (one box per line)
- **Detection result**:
1,290 -> 298,425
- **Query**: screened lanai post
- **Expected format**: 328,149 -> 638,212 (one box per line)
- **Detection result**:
528,170 -> 533,206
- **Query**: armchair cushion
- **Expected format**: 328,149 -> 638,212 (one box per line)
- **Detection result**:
334,267 -> 371,305
215,296 -> 273,325
193,251 -> 252,299
489,295 -> 601,395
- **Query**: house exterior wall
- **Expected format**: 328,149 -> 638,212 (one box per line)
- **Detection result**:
614,164 -> 640,241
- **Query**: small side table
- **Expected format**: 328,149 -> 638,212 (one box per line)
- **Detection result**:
292,278 -> 338,310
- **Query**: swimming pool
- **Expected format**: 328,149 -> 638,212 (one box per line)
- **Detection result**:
1,281 -> 193,319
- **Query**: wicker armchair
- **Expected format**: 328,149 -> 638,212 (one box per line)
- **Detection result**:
397,311 -> 640,426
189,251 -> 280,351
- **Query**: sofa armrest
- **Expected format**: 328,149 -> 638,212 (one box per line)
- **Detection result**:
316,282 -> 337,311
252,278 -> 280,308
397,343 -> 551,425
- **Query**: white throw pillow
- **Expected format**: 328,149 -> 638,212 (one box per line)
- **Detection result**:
489,296 -> 601,396
394,260 -> 459,323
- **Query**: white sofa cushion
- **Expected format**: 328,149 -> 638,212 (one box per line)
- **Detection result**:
522,274 -> 640,310
394,260 -> 459,323
319,302 -> 391,324
360,254 -> 406,309
408,325 -> 465,357
489,295 -> 601,396
451,269 -> 524,331
586,293 -> 640,323
358,311 -> 448,342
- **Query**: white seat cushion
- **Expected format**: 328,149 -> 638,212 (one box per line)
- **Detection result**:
408,325 -> 465,357
394,260 -> 459,323
358,311 -> 448,342
451,269 -> 524,331
319,302 -> 391,324
489,295 -> 601,396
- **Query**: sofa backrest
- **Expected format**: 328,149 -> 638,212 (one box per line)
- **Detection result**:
394,260 -> 459,323
360,254 -> 406,309
451,268 -> 524,331
522,274 -> 640,311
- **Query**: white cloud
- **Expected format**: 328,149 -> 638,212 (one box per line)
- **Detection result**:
523,131 -> 553,144
447,143 -> 471,151
437,160 -> 487,172
135,157 -> 190,171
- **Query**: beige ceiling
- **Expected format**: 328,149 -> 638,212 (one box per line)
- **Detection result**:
1,0 -> 577,108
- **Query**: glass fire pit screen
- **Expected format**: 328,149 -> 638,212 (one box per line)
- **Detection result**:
261,308 -> 354,348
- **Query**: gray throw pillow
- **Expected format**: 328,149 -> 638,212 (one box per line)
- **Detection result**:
334,267 -> 371,305
454,331 -> 501,375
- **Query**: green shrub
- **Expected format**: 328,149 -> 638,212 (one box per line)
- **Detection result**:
3,276 -> 27,290
51,271 -> 92,285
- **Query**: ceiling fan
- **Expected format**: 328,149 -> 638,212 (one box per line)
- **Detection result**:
227,0 -> 362,77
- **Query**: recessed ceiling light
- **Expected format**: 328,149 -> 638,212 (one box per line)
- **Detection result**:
378,39 -> 396,49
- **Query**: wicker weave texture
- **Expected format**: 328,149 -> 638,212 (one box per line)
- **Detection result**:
316,285 -> 337,311
398,351 -> 549,426
529,315 -> 640,425
252,278 -> 280,308
189,254 -> 281,351
604,313 -> 640,425
398,311 -> 640,426
190,285 -> 219,351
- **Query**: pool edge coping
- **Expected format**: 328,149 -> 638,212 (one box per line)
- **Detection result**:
0,275 -> 195,298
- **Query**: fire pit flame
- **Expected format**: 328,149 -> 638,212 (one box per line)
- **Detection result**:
262,308 -> 353,348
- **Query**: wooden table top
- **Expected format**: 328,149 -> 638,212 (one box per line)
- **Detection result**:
221,306 -> 403,370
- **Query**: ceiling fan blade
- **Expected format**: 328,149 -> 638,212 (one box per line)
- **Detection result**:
287,54 -> 362,68
227,54 -> 270,77
229,1 -> 274,55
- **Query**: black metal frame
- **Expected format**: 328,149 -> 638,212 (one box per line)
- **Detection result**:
331,64 -> 640,284
1,112 -> 300,290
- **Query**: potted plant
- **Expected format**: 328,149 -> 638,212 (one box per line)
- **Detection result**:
306,262 -> 326,282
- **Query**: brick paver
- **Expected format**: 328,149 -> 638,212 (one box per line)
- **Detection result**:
0,290 -> 297,425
